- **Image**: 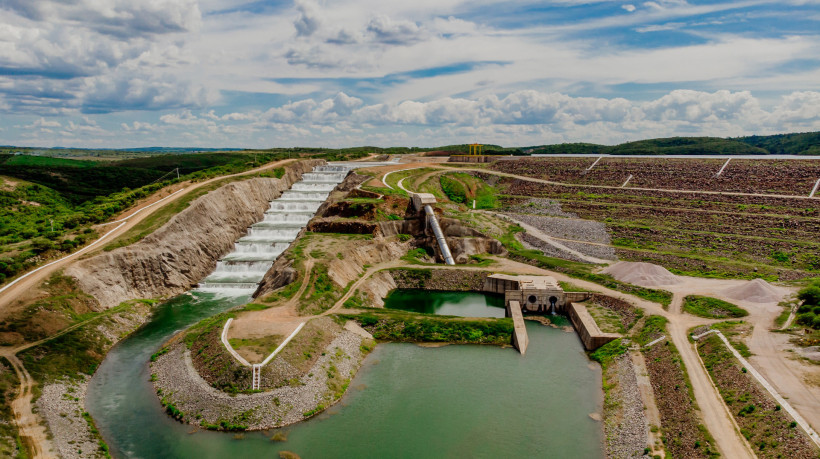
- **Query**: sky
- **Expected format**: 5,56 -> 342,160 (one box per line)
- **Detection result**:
0,0 -> 819,148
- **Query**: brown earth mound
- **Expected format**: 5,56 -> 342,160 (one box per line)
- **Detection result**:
602,261 -> 682,287
721,278 -> 784,303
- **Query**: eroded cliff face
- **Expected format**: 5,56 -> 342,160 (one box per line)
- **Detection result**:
66,160 -> 322,308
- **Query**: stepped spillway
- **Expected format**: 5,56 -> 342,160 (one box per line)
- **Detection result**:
197,165 -> 351,294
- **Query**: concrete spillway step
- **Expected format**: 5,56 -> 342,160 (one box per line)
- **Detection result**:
291,182 -> 338,192
196,164 -> 352,295
301,172 -> 348,182
313,165 -> 350,172
243,227 -> 301,240
203,272 -> 267,284
267,202 -> 323,212
278,191 -> 329,201
251,221 -> 307,229
221,253 -> 283,262
198,282 -> 258,292
213,260 -> 272,273
231,241 -> 291,253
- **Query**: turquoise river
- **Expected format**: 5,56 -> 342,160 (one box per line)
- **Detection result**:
86,291 -> 604,458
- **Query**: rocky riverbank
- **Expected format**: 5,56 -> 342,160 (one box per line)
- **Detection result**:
151,324 -> 370,431
602,353 -> 649,459
35,299 -> 156,458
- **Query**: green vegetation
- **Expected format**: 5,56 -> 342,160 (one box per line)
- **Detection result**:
796,279 -> 820,329
439,172 -> 499,208
0,357 -> 25,458
0,151 -> 299,286
439,174 -> 468,203
635,316 -> 668,346
683,295 -> 749,319
17,299 -> 154,383
737,131 -> 820,156
229,335 -> 283,357
528,133 -> 820,156
589,339 -> 627,366
698,333 -> 814,456
299,263 -> 338,314
708,321 -> 753,357
342,309 -> 512,345
401,247 -> 434,264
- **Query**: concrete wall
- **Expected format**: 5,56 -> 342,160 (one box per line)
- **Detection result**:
506,300 -> 528,355
567,302 -> 620,350
505,289 -> 570,313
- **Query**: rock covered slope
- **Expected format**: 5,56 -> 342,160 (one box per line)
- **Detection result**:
66,160 -> 321,308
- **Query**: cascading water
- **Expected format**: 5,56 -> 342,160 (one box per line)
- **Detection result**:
197,165 -> 351,293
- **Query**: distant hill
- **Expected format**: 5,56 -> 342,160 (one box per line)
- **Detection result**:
735,132 -> 820,155
0,152 -> 279,202
526,132 -> 820,155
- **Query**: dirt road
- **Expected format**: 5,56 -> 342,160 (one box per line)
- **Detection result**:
748,307 -> 820,433
1,352 -> 55,458
0,158 -> 297,317
0,157 -> 298,459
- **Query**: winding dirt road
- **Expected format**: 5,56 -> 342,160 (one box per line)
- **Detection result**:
0,158 -> 297,317
0,157 -> 298,459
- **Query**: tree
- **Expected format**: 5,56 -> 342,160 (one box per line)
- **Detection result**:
797,279 -> 820,306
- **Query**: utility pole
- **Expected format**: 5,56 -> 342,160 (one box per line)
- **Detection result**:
50,219 -> 54,232
176,168 -> 180,179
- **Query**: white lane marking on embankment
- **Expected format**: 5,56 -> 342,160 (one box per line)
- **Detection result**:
221,318 -> 251,366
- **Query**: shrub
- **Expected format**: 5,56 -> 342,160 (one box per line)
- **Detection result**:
798,280 -> 820,306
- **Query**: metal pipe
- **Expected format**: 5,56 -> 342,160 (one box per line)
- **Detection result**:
424,205 -> 455,265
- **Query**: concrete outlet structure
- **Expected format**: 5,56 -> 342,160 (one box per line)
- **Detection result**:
484,274 -> 590,314
483,273 -> 618,352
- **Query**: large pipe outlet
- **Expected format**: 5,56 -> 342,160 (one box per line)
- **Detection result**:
424,205 -> 455,265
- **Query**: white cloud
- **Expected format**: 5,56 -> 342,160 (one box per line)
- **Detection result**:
622,4 -> 637,12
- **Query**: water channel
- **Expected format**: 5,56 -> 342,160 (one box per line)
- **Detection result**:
87,290 -> 604,458
86,163 -> 603,458
384,289 -> 506,318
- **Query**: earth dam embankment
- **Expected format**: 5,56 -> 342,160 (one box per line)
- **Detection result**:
66,159 -> 322,308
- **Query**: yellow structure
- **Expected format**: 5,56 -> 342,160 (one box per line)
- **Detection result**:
468,143 -> 483,156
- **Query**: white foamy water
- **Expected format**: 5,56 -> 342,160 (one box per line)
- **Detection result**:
198,165 -> 352,294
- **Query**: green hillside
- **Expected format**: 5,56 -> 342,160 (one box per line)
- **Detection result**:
524,132 -> 820,156
736,131 -> 820,155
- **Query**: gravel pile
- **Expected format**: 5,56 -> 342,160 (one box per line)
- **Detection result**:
152,329 -> 366,430
603,262 -> 682,287
508,213 -> 611,244
504,198 -> 577,218
604,354 -> 650,459
507,212 -> 617,260
36,378 -> 104,459
722,278 -> 785,303
519,232 -> 589,263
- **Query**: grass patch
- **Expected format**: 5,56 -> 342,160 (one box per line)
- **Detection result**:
17,299 -> 154,383
589,338 -> 627,367
683,295 -> 749,319
635,315 -> 668,346
229,335 -> 283,357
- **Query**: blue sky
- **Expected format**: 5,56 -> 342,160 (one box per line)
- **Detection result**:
0,0 -> 818,148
